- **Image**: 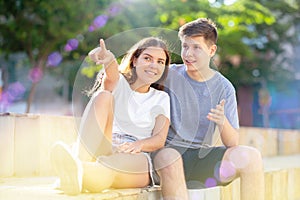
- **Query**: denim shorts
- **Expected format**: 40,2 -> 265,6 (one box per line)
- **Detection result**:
106,133 -> 157,186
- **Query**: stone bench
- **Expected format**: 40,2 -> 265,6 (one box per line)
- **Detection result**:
0,113 -> 300,199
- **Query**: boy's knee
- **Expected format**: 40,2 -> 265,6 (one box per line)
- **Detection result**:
225,145 -> 263,171
153,148 -> 182,171
247,146 -> 263,167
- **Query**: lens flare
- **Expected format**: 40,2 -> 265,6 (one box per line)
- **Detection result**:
205,177 -> 217,187
218,160 -> 236,180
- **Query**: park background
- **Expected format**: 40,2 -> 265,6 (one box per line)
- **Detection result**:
0,0 -> 300,130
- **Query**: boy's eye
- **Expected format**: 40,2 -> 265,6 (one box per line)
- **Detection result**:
158,60 -> 165,65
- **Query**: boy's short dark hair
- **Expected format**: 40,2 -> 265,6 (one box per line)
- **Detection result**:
178,18 -> 218,46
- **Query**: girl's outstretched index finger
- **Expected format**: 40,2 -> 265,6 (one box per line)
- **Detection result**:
99,39 -> 108,52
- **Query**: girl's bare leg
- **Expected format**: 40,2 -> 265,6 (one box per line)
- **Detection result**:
82,153 -> 150,192
77,90 -> 114,161
51,91 -> 115,195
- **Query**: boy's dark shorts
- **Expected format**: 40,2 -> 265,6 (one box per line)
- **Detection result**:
152,145 -> 231,189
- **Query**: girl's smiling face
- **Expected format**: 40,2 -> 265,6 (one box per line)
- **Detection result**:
132,47 -> 167,91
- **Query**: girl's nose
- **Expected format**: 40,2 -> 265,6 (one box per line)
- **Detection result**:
149,61 -> 156,68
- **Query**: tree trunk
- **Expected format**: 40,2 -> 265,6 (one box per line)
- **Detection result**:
25,82 -> 38,113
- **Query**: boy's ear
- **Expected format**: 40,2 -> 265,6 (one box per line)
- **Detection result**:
210,45 -> 217,57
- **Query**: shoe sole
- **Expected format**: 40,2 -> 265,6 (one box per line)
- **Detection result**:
50,142 -> 82,195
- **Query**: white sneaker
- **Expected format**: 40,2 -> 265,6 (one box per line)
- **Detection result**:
50,141 -> 83,195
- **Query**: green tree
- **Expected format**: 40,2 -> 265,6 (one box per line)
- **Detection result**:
0,0 -> 113,112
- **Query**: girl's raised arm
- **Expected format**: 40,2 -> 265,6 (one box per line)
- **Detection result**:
88,39 -> 119,91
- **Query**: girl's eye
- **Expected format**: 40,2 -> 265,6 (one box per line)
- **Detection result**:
144,56 -> 151,61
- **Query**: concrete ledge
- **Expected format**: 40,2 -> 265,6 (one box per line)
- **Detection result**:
0,177 -> 161,200
0,114 -> 14,177
1,165 -> 300,200
1,113 -> 300,199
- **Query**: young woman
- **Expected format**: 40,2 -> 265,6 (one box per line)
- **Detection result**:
51,37 -> 171,195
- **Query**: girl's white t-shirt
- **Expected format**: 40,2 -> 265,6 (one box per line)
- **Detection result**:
111,74 -> 170,140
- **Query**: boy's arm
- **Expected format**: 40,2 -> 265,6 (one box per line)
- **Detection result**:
218,118 -> 239,147
207,99 -> 239,147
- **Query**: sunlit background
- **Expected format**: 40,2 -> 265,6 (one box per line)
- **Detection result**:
0,0 -> 299,129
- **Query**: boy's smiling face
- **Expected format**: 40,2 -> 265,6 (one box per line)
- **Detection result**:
181,36 -> 217,72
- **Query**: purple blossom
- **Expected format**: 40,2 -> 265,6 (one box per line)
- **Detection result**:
64,38 -> 79,52
7,82 -> 26,101
47,51 -> 63,67
88,25 -> 95,32
0,91 -> 10,110
108,4 -> 122,16
28,67 -> 43,83
89,15 -> 108,32
0,82 -> 26,110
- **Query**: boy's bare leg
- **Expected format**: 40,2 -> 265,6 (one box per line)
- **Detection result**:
220,145 -> 265,200
154,148 -> 188,200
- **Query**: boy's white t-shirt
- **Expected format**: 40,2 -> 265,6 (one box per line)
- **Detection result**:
111,74 -> 170,140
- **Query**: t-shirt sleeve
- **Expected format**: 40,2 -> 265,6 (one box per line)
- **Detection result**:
161,93 -> 171,121
150,91 -> 171,122
112,73 -> 125,95
225,86 -> 239,129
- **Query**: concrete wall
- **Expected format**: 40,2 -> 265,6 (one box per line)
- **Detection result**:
1,113 -> 300,178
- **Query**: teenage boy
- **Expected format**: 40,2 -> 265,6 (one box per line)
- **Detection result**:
153,18 -> 264,200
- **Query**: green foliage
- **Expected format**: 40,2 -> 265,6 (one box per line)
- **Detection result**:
1,0 -> 95,62
1,0 -> 300,96
81,57 -> 103,79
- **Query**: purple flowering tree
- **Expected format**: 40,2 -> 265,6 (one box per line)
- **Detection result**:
0,0 -> 120,112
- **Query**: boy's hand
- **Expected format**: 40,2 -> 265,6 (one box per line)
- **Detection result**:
207,99 -> 226,126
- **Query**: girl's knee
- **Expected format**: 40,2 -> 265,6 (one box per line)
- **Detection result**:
92,90 -> 114,113
94,90 -> 113,103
